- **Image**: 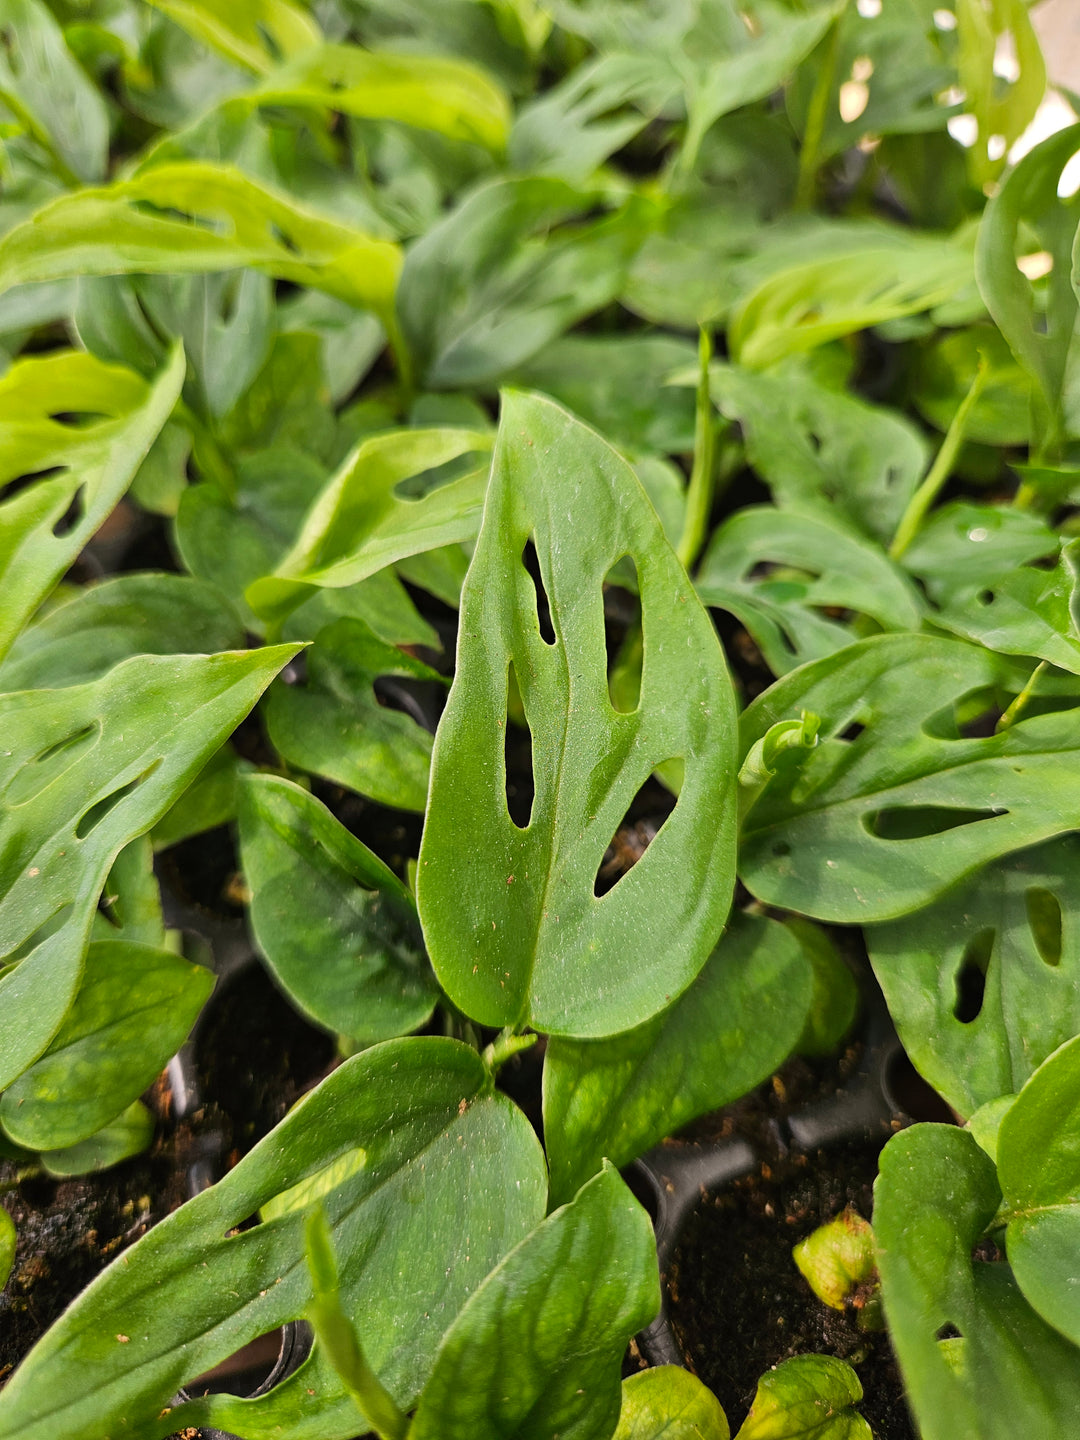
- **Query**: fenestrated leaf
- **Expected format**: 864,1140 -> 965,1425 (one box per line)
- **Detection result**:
737,632 -> 1080,923
0,940 -> 213,1151
899,501 -> 1057,605
0,163 -> 402,323
974,124 -> 1080,453
245,427 -> 493,629
998,1034 -> 1080,1345
875,1123 -> 1080,1440
930,539 -> 1080,673
252,43 -> 511,150
0,643 -> 299,1090
409,1164 -> 659,1440
735,1355 -> 870,1440
40,1100 -> 154,1178
957,0 -> 1045,192
265,618 -> 443,811
142,0 -> 321,75
0,345 -> 185,664
614,1366 -> 729,1440
731,233 -> 975,371
543,913 -> 812,1205
417,391 -> 738,1038
396,177 -> 655,390
238,774 -> 438,1044
695,506 -> 923,676
0,0 -> 109,182
0,1037 -> 548,1440
702,362 -> 928,546
0,573 -> 243,691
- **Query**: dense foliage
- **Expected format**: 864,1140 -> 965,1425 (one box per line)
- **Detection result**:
0,0 -> 1078,1436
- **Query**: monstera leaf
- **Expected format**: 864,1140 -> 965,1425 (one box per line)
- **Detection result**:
418,391 -> 738,1037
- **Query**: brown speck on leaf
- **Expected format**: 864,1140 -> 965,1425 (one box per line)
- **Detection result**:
116,1334 -> 130,1344
458,1098 -> 468,1116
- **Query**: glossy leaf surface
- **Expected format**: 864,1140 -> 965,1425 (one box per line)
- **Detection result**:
876,1123 -> 1080,1440
0,347 -> 184,663
735,1355 -> 870,1440
0,940 -> 213,1150
418,391 -> 738,1037
738,633 -> 1080,922
265,618 -> 442,812
0,644 -> 297,1089
614,1366 -> 729,1440
0,163 -> 401,321
869,835 -> 1080,1116
410,1164 -> 659,1440
0,1038 -> 547,1440
238,774 -> 437,1044
543,914 -> 812,1204
40,1101 -> 154,1178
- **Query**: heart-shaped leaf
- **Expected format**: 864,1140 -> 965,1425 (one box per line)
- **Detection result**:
0,643 -> 298,1089
238,774 -> 438,1044
0,939 -> 213,1150
0,1037 -> 547,1440
418,391 -> 738,1037
614,1366 -> 729,1440
543,913 -> 812,1204
0,346 -> 185,664
737,632 -> 1080,923
868,835 -> 1080,1117
410,1163 -> 659,1440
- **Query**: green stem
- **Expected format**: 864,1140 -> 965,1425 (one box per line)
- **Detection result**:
889,357 -> 989,561
482,1027 -> 538,1076
677,327 -> 716,572
996,661 -> 1046,733
794,7 -> 846,211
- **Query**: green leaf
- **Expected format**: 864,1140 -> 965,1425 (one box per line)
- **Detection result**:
899,501 -> 1057,606
543,913 -> 813,1205
0,1204 -> 14,1292
0,346 -> 185,664
238,774 -> 438,1044
614,1367 -> 729,1440
0,573 -> 243,691
40,1100 -> 154,1178
0,940 -> 213,1151
731,234 -> 975,371
998,1034 -> 1080,1344
734,1355 -> 870,1440
0,0 -> 109,182
265,618 -> 442,811
974,124 -> 1080,454
0,643 -> 298,1090
792,1210 -> 877,1315
786,917 -> 859,1058
912,325 -> 1034,446
957,0 -> 1045,190
930,539 -> 1080,673
0,1037 -> 546,1440
0,162 -> 402,323
409,1164 -> 660,1440
703,362 -> 928,546
151,743 -> 252,850
245,427 -> 493,630
253,43 -> 511,150
875,1123 -> 1080,1440
397,177 -> 654,389
92,835 -> 167,946
417,391 -> 738,1037
695,505 -> 923,676
143,0 -> 322,74
736,632 -> 1080,923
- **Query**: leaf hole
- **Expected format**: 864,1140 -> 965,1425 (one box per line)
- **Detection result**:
604,555 -> 640,712
954,927 -> 993,1023
372,675 -> 443,734
180,1321 -> 312,1400
522,538 -> 556,645
838,722 -> 865,743
5,903 -> 75,965
0,466 -> 65,505
6,724 -> 100,807
935,1323 -> 962,1342
504,662 -> 534,830
977,589 -> 994,605
51,483 -> 86,538
594,772 -> 678,897
47,411 -> 110,427
866,806 -> 1006,840
75,762 -> 162,840
269,224 -> 301,256
1026,886 -> 1062,967
393,449 -> 486,500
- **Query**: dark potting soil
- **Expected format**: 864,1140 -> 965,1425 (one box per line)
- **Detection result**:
666,1138 -> 915,1439
0,962 -> 335,1385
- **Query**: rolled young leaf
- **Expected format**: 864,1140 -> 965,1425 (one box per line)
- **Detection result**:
418,391 -> 738,1037
409,1164 -> 660,1440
